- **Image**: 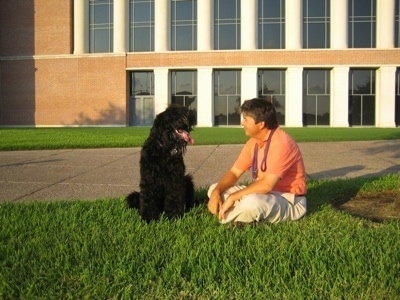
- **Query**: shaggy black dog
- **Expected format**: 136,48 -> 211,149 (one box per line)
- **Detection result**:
126,105 -> 196,222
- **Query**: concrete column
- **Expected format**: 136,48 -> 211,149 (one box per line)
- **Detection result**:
331,67 -> 350,127
241,67 -> 258,102
241,0 -> 257,50
154,0 -> 170,52
113,0 -> 128,53
197,68 -> 213,126
197,0 -> 213,51
285,67 -> 303,127
73,0 -> 89,54
285,0 -> 302,49
376,67 -> 396,127
154,68 -> 169,114
330,0 -> 348,49
377,0 -> 395,48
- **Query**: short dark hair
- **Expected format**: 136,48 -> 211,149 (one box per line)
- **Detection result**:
240,98 -> 278,129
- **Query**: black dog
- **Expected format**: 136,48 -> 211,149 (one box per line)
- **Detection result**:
126,105 -> 196,222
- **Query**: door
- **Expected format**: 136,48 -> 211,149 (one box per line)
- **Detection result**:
130,96 -> 154,126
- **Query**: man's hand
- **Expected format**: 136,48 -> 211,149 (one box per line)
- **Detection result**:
207,190 -> 223,215
218,196 -> 235,220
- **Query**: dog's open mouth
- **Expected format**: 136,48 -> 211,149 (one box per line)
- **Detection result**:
175,129 -> 194,144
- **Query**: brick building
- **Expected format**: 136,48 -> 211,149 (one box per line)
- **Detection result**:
0,0 -> 399,127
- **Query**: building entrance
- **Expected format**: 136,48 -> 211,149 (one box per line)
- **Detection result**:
129,96 -> 154,126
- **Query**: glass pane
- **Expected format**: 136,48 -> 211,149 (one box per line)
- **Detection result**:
217,0 -> 237,19
216,25 -> 238,49
174,26 -> 194,50
260,24 -> 281,49
349,95 -> 362,126
227,96 -> 241,125
175,0 -> 194,21
351,70 -> 374,94
303,95 -> 316,126
306,23 -> 327,48
306,0 -> 328,17
133,72 -> 154,95
134,28 -> 151,51
353,0 -> 374,16
353,22 -> 372,48
362,95 -> 375,125
134,2 -> 151,22
395,95 -> 400,126
306,70 -> 329,94
214,95 -> 227,125
261,0 -> 282,18
93,29 -> 111,52
316,95 -> 330,125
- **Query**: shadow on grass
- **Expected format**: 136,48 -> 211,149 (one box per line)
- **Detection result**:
306,174 -> 400,217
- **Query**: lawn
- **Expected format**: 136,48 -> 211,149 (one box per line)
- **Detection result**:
0,127 -> 399,150
0,127 -> 399,298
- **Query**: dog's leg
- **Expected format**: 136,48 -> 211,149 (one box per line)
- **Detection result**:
185,174 -> 195,211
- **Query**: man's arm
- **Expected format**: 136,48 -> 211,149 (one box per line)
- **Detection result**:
207,167 -> 244,215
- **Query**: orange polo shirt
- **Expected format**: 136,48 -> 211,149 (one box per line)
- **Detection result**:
233,127 -> 307,196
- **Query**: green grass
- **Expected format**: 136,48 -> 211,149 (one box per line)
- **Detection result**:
0,127 -> 399,150
1,127 -> 399,298
1,175 -> 400,299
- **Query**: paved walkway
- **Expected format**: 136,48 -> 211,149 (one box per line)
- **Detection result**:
0,140 -> 399,202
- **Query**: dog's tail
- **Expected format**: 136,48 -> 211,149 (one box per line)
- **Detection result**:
126,191 -> 140,209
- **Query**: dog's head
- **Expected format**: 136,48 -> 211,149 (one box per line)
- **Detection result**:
150,105 -> 196,154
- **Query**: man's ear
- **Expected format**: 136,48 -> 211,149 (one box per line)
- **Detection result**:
258,121 -> 266,129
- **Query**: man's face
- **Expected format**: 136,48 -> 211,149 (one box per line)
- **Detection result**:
241,113 -> 264,137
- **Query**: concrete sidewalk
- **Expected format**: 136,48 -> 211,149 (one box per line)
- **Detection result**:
0,140 -> 399,202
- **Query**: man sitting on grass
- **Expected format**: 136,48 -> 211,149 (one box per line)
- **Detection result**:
207,98 -> 307,224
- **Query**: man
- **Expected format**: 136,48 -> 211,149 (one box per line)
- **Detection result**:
207,98 -> 307,224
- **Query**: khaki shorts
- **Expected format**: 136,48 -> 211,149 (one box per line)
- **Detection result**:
207,183 -> 307,224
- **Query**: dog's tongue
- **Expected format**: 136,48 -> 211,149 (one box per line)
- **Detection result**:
176,130 -> 194,144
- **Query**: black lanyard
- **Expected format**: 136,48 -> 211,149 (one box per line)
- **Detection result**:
251,128 -> 276,179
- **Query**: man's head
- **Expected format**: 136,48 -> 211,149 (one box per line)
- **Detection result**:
240,98 -> 278,130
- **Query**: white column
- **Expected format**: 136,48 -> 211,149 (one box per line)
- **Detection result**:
197,68 -> 213,126
330,0 -> 348,49
155,0 -> 170,52
73,0 -> 89,54
376,67 -> 396,127
241,0 -> 257,50
331,67 -> 350,127
285,0 -> 302,49
241,67 -> 258,102
285,67 -> 303,127
113,0 -> 128,53
154,68 -> 169,114
377,0 -> 395,48
197,0 -> 213,51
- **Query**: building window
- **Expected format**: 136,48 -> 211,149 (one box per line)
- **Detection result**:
303,0 -> 330,49
396,0 -> 399,47
348,69 -> 376,126
303,69 -> 331,126
348,0 -> 376,48
129,0 -> 154,52
214,70 -> 241,126
396,68 -> 400,126
258,69 -> 286,125
129,71 -> 155,126
258,0 -> 285,49
89,0 -> 114,53
171,70 -> 198,123
171,0 -> 197,51
214,0 -> 241,50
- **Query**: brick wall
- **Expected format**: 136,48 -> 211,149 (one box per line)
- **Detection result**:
1,56 -> 127,126
0,0 -> 72,56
